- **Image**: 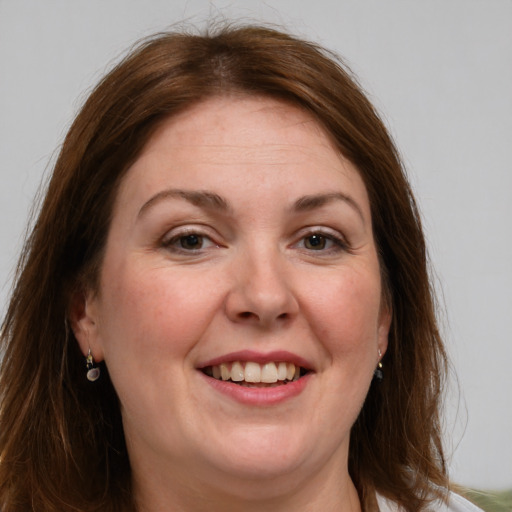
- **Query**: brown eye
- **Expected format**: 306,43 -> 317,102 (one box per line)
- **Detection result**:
304,234 -> 327,250
163,229 -> 218,255
179,234 -> 203,250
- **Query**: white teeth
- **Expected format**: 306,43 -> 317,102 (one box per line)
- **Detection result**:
244,362 -> 261,383
277,362 -> 288,380
231,361 -> 244,382
207,361 -> 304,384
220,363 -> 230,381
286,362 -> 295,381
261,362 -> 278,383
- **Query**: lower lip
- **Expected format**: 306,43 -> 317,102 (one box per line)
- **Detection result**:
200,372 -> 311,406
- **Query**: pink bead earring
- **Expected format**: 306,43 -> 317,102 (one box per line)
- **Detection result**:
86,348 -> 101,382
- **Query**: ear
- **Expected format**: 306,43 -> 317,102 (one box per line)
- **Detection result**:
377,302 -> 392,358
68,288 -> 105,362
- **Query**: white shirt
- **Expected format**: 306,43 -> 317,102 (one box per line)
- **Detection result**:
376,491 -> 484,511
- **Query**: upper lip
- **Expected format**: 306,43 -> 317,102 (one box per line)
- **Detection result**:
197,350 -> 314,371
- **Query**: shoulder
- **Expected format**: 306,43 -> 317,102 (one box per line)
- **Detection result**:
376,490 -> 484,511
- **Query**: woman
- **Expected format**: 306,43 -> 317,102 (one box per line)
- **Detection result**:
0,25 -> 482,511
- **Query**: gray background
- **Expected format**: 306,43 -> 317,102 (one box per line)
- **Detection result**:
1,0 -> 511,489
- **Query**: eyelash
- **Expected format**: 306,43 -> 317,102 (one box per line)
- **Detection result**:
161,227 -> 219,254
294,229 -> 349,254
161,228 -> 349,256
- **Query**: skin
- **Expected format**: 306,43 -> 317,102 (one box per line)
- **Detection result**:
73,96 -> 390,512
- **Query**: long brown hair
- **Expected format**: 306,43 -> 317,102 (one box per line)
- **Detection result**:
0,25 -> 448,511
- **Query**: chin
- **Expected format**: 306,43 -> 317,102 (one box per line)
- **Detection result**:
198,456 -> 311,502
195,426 -> 336,490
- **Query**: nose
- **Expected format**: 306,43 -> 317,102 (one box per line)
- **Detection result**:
224,248 -> 299,328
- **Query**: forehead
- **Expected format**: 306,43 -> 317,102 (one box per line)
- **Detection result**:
116,95 -> 371,218
139,96 -> 340,167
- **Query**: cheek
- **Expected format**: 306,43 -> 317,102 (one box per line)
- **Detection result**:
305,269 -> 383,360
96,264 -> 219,363
94,264 -> 222,420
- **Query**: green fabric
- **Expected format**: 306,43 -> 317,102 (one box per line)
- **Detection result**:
462,489 -> 512,512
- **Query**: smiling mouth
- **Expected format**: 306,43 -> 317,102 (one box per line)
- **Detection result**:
201,361 -> 309,387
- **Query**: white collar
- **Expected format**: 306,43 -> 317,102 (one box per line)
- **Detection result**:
375,490 -> 483,511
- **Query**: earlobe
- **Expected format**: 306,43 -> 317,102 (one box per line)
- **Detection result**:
68,289 -> 105,362
374,310 -> 390,382
377,306 -> 392,357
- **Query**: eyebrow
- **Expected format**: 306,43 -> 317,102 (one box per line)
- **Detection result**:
138,189 -> 230,218
137,188 -> 364,223
293,192 -> 365,222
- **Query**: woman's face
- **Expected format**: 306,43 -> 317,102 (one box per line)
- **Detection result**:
75,96 -> 390,497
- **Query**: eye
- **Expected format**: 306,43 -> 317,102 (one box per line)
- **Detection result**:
296,229 -> 348,254
178,234 -> 205,250
162,230 -> 218,254
303,234 -> 329,250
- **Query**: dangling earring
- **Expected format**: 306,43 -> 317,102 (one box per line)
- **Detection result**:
86,348 -> 101,382
374,349 -> 383,381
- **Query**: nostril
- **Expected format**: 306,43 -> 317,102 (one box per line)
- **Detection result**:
237,311 -> 290,322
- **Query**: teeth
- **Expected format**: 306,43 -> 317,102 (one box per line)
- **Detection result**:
231,361 -> 244,382
207,361 -> 304,384
220,363 -> 230,381
286,362 -> 295,381
277,362 -> 287,380
261,362 -> 278,383
244,362 -> 261,383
